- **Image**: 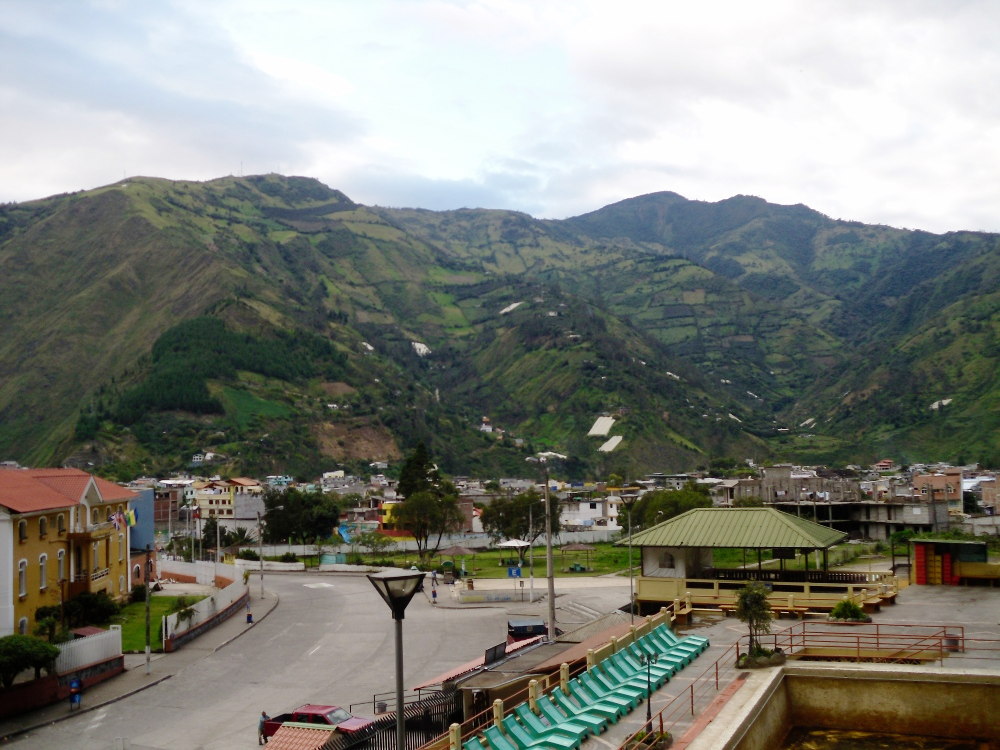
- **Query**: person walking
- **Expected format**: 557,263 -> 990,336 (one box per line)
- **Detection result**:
259,710 -> 270,744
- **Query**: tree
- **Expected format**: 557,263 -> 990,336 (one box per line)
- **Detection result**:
262,487 -> 340,544
307,494 -> 341,542
354,531 -> 397,560
480,490 -> 546,562
394,486 -> 464,560
397,442 -> 438,499
201,515 -> 232,551
633,484 -> 711,529
735,582 -> 773,656
0,634 -> 60,688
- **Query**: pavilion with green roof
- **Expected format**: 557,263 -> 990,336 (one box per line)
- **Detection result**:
618,507 -> 898,614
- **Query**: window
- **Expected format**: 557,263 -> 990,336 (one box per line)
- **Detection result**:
18,560 -> 27,597
589,502 -> 597,509
18,617 -> 28,635
58,550 -> 66,582
133,564 -> 141,580
39,554 -> 48,590
18,519 -> 27,542
39,517 -> 48,538
92,507 -> 101,525
57,514 -> 66,534
119,575 -> 126,594
119,533 -> 124,561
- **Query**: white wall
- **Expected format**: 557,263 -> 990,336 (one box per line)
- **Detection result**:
0,512 -> 12,636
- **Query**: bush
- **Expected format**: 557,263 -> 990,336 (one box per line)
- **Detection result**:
62,591 -> 120,627
130,583 -> 149,604
0,634 -> 60,688
237,549 -> 260,561
279,552 -> 298,563
830,599 -> 867,621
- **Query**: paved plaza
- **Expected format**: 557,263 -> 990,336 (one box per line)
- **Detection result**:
2,565 -> 998,749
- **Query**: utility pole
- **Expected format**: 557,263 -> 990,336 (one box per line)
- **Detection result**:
144,543 -> 152,675
258,511 -> 264,599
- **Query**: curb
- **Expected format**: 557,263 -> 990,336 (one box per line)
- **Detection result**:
215,591 -> 280,652
0,590 -> 282,743
0,674 -> 173,742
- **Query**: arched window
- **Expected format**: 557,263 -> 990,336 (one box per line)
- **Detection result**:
133,564 -> 141,580
119,533 -> 125,561
39,554 -> 48,590
57,514 -> 66,534
18,617 -> 28,635
119,575 -> 126,594
58,550 -> 66,582
39,517 -> 48,538
91,507 -> 101,525
18,519 -> 27,542
18,560 -> 27,597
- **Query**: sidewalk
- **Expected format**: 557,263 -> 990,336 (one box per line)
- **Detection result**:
0,589 -> 279,741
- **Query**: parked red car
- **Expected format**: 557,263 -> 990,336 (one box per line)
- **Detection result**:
263,704 -> 373,738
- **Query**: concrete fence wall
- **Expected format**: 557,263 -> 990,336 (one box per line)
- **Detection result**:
242,529 -> 617,559
157,560 -> 247,651
233,559 -> 305,573
55,625 -> 122,674
160,558 -> 236,586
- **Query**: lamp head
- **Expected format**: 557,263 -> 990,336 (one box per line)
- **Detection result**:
367,570 -> 425,620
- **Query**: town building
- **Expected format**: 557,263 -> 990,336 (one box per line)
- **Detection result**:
0,467 -> 136,637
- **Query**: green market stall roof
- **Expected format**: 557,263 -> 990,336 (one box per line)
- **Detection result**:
618,507 -> 846,550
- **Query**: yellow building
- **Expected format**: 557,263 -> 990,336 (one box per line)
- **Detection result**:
1,468 -> 136,636
192,479 -> 238,519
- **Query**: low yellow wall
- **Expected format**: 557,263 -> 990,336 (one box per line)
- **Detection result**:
689,664 -> 1000,749
636,575 -> 897,611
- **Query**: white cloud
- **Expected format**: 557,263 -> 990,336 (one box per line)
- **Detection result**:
0,0 -> 999,233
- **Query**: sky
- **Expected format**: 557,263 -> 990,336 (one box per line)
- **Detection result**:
2,0 -> 999,233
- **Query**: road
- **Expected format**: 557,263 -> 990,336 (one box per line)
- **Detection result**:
10,573 -> 516,749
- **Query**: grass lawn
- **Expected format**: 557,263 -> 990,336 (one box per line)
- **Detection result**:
345,542 -> 636,579
115,595 -> 205,652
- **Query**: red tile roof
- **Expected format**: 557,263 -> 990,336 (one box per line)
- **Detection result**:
0,468 -> 135,513
267,724 -> 335,750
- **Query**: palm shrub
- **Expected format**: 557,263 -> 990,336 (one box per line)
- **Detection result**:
830,599 -> 867,621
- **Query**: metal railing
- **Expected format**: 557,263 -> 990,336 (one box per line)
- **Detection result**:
333,689 -> 458,750
616,622 -> 1000,749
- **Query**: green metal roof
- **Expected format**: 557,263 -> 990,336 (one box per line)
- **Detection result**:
618,507 -> 846,549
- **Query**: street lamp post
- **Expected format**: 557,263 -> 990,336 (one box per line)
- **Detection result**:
368,570 -> 426,750
638,652 -> 659,724
527,452 -> 565,642
622,495 -> 636,623
542,462 -> 555,641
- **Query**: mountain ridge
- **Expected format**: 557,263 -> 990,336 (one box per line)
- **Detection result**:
1,174 -> 997,477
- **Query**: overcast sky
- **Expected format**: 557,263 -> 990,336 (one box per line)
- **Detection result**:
2,0 -> 999,233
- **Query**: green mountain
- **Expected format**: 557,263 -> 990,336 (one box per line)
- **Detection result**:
0,175 -> 996,479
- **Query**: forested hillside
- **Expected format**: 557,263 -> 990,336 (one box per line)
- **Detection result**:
0,175 -> 996,478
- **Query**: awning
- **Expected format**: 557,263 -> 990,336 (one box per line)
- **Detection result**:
410,636 -> 544,690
